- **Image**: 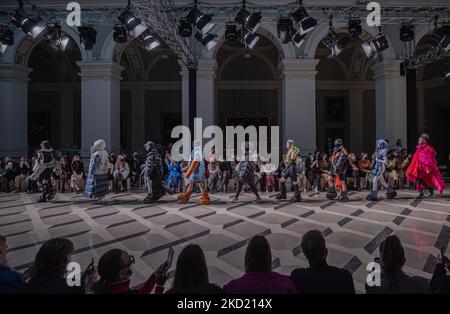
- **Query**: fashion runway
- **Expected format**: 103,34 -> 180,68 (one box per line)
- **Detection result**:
1,190 -> 449,293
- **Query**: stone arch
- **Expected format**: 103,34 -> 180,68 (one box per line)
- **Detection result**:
217,50 -> 277,80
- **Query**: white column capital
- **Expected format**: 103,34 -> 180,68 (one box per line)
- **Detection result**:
0,63 -> 33,81
279,58 -> 319,79
196,59 -> 217,79
372,59 -> 403,80
76,62 -> 124,81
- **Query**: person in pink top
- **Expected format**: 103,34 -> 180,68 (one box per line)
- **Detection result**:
406,133 -> 446,198
223,235 -> 296,294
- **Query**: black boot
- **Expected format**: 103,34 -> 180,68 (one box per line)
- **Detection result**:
386,186 -> 397,199
326,187 -> 338,200
339,190 -> 349,202
38,185 -> 48,203
143,193 -> 155,204
275,182 -> 287,200
366,190 -> 379,201
290,184 -> 302,202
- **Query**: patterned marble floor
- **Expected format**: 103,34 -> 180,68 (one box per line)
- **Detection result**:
1,189 -> 449,293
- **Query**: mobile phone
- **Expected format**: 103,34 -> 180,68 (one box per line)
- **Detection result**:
166,247 -> 174,268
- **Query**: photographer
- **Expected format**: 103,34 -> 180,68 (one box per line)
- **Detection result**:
430,250 -> 450,293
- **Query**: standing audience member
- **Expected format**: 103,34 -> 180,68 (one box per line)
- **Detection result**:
365,235 -> 430,294
223,235 -> 296,294
290,230 -> 355,294
318,153 -> 330,192
113,155 -> 130,193
347,153 -> 360,190
358,152 -> 372,190
130,152 -> 142,187
0,235 -> 24,293
166,245 -> 223,294
57,157 -> 71,193
18,238 -> 83,294
93,249 -> 168,294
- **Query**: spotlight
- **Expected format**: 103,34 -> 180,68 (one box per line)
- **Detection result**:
234,2 -> 261,33
0,29 -> 14,54
225,23 -> 239,41
178,19 -> 192,38
187,6 -> 214,35
289,1 -> 317,35
78,27 -> 97,51
47,24 -> 70,51
12,8 -> 47,39
242,30 -> 260,49
443,70 -> 450,82
195,31 -> 218,51
142,34 -> 160,51
332,35 -> 350,56
348,19 -> 362,38
277,18 -> 294,44
440,34 -> 450,52
400,25 -> 414,42
118,7 -> 147,38
291,31 -> 307,48
362,34 -> 389,58
113,25 -> 128,43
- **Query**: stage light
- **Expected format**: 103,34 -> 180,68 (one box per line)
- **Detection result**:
289,1 -> 317,35
400,25 -> 414,42
443,70 -> 450,82
12,8 -> 46,39
195,31 -> 218,51
225,23 -> 239,41
78,27 -> 97,51
291,31 -> 307,48
332,35 -> 350,56
187,5 -> 214,35
234,1 -> 261,33
113,25 -> 128,43
362,34 -> 389,58
142,34 -> 160,51
178,19 -> 192,38
118,7 -> 147,38
440,34 -> 450,51
47,24 -> 70,51
0,29 -> 14,54
242,30 -> 260,49
277,18 -> 294,44
348,19 -> 362,38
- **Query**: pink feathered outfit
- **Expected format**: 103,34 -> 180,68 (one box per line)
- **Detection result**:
406,143 -> 446,194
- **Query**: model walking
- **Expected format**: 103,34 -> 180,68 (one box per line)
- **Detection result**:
326,139 -> 349,201
276,139 -> 302,202
142,141 -> 165,204
84,139 -> 110,199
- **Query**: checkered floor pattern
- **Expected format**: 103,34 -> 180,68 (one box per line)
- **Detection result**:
1,189 -> 449,293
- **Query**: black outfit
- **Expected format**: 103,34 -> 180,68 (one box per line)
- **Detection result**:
143,141 -> 165,204
165,283 -> 223,294
36,148 -> 57,202
430,263 -> 450,294
276,149 -> 301,202
130,157 -> 142,186
219,161 -> 232,192
234,153 -> 260,201
17,274 -> 84,294
365,271 -> 430,294
291,262 -> 355,294
326,144 -> 349,201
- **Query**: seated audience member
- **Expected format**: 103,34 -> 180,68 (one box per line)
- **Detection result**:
430,252 -> 450,294
347,153 -> 360,190
14,157 -> 30,192
358,152 -> 372,190
130,152 -> 141,187
366,235 -> 430,294
261,161 -> 277,193
27,156 -> 39,193
1,159 -> 16,192
18,238 -> 83,294
223,235 -> 296,294
166,155 -> 182,194
0,235 -> 24,293
70,155 -> 85,193
386,150 -> 400,188
113,155 -> 130,193
398,149 -> 409,189
318,153 -> 330,192
57,157 -> 71,193
166,245 -> 223,294
290,230 -> 355,294
218,160 -> 232,193
94,249 -> 168,294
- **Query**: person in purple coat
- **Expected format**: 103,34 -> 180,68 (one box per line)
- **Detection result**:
223,235 -> 296,294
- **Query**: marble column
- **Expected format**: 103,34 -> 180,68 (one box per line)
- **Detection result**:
279,58 -> 319,154
131,88 -> 146,153
373,60 -> 407,145
416,82 -> 425,134
0,64 -> 32,158
179,62 -> 190,128
77,62 -> 123,160
349,87 -> 364,153
60,90 -> 75,148
196,59 -> 216,129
